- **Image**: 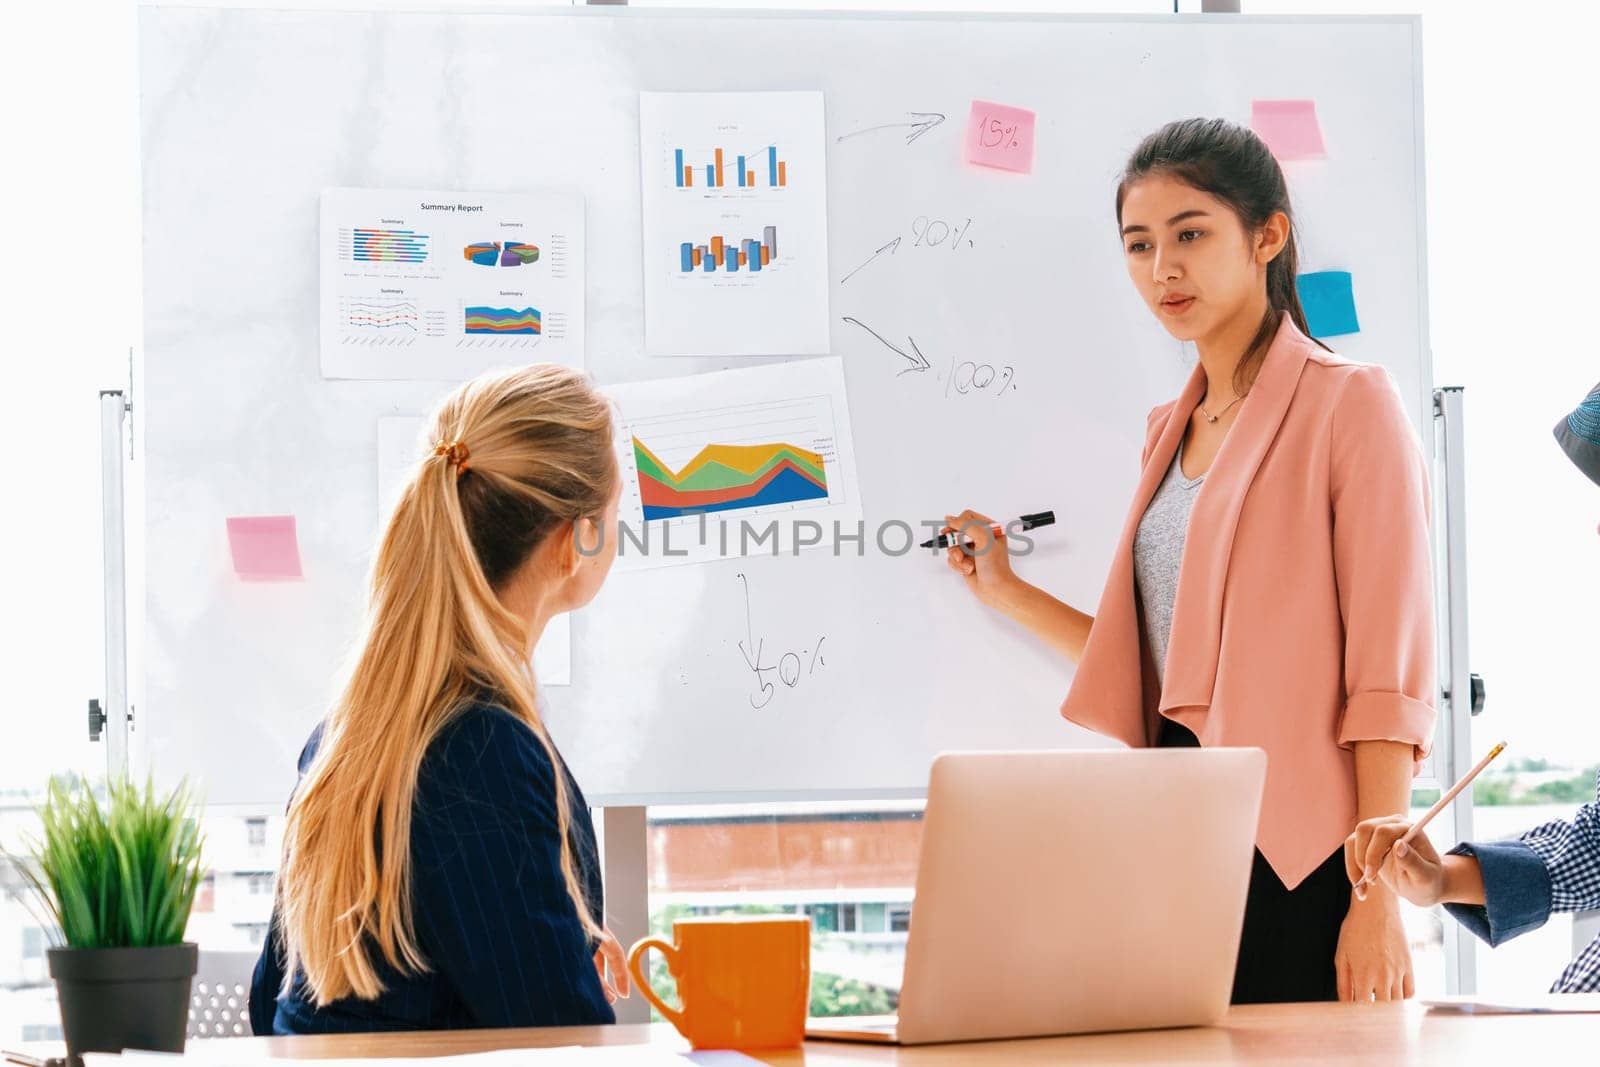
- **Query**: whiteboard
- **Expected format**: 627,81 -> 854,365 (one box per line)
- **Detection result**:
136,7 -> 1431,805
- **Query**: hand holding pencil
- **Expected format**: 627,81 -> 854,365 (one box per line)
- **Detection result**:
1344,742 -> 1507,906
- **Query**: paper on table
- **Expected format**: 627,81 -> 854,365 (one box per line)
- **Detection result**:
1424,994 -> 1600,1015
963,100 -> 1036,173
1250,99 -> 1327,161
226,516 -> 304,580
88,1047 -> 705,1066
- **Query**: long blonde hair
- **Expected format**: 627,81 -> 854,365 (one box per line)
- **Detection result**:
277,363 -> 617,1005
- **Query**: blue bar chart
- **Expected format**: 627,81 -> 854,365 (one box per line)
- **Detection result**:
678,226 -> 778,273
674,146 -> 788,189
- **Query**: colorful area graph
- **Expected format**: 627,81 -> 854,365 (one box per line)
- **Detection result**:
680,226 -> 778,274
343,299 -> 421,331
463,242 -> 540,266
633,436 -> 827,520
351,228 -> 429,263
675,145 -> 788,189
464,306 -> 541,335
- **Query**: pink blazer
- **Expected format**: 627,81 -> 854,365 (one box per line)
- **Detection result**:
1061,315 -> 1436,890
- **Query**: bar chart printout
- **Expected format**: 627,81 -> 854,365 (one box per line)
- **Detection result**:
606,357 -> 862,568
680,227 -> 779,273
639,92 -> 829,356
674,145 -> 790,189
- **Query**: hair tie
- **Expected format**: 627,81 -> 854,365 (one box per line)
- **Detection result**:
433,439 -> 471,476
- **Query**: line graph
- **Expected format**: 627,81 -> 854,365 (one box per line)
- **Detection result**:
336,297 -> 449,343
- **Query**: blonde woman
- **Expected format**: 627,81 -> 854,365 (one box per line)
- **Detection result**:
249,364 -> 630,1033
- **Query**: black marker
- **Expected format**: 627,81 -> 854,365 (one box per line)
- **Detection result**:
921,510 -> 1056,550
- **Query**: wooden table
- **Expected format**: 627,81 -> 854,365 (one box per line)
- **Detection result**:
158,1002 -> 1596,1064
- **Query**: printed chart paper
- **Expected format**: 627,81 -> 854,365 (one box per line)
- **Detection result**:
606,358 -> 862,570
321,187 -> 584,380
639,92 -> 830,357
376,416 -> 572,686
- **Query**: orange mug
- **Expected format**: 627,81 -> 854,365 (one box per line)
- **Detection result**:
626,915 -> 810,1049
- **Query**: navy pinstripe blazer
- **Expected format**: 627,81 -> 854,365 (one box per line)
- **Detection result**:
248,702 -> 614,1033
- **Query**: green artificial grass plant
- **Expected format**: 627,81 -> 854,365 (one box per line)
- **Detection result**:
12,777 -> 206,949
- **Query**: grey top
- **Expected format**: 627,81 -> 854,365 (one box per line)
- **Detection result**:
1133,442 -> 1205,682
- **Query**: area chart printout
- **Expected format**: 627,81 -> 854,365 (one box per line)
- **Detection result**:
605,358 -> 862,570
639,91 -> 830,357
320,187 -> 584,380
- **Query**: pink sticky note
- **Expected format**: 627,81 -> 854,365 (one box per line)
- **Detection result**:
964,100 -> 1036,174
226,516 -> 303,581
1251,100 -> 1327,161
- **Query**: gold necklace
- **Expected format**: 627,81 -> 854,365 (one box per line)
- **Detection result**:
1198,393 -> 1243,424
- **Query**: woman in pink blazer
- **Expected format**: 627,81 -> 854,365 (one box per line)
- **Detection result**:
946,118 -> 1435,1004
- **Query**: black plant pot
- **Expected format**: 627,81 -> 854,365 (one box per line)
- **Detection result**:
47,943 -> 198,1057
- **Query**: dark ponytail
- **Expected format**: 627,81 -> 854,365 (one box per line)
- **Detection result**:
1115,117 -> 1330,396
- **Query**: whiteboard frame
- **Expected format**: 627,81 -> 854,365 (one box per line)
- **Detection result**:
132,3 -> 1439,807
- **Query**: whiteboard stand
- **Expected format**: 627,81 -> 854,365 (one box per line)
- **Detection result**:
97,388 -> 132,781
1435,386 -> 1479,995
600,805 -> 650,1023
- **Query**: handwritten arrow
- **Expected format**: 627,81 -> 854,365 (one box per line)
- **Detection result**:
842,317 -> 932,377
840,237 -> 901,285
835,111 -> 947,146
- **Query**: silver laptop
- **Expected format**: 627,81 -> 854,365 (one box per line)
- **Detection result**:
805,748 -> 1265,1045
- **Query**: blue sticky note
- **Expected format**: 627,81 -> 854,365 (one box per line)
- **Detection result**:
1296,271 -> 1360,338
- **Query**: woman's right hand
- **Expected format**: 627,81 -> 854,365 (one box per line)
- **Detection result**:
943,509 -> 1020,609
1345,815 -> 1448,908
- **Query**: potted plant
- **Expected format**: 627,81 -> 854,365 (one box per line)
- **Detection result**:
10,776 -> 205,1057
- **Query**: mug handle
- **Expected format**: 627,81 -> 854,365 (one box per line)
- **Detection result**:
626,936 -> 688,1035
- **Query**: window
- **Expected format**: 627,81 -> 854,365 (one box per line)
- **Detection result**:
235,923 -> 271,947
805,904 -> 841,934
247,873 -> 274,896
889,907 -> 912,934
246,818 -> 268,848
20,928 -> 44,962
195,872 -> 216,913
647,802 -> 921,1017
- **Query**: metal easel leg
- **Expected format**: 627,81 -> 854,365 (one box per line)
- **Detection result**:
98,389 -> 132,781
601,805 -> 651,1023
1435,386 -> 1478,995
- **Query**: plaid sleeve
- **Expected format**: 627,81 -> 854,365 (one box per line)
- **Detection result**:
1550,935 -> 1600,993
1520,778 -> 1600,915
